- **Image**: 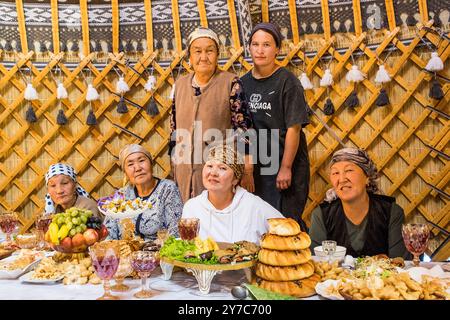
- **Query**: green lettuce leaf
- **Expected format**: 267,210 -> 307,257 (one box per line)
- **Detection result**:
244,284 -> 297,300
159,236 -> 195,260
159,236 -> 218,264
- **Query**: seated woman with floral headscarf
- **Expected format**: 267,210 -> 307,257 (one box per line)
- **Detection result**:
182,144 -> 283,244
309,148 -> 409,258
45,163 -> 101,219
104,144 -> 183,241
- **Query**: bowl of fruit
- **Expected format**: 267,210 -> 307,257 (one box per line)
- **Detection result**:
45,207 -> 109,254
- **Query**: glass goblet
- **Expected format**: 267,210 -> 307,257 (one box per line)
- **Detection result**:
35,213 -> 54,250
131,251 -> 160,299
157,229 -> 169,246
322,240 -> 337,263
89,242 -> 121,300
111,255 -> 133,292
402,223 -> 430,267
178,218 -> 200,241
0,212 -> 19,248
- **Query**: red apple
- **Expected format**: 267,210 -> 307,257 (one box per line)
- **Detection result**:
98,225 -> 109,241
60,237 -> 73,252
72,233 -> 86,248
83,229 -> 99,246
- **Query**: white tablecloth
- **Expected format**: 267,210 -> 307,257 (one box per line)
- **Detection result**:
0,266 -> 322,300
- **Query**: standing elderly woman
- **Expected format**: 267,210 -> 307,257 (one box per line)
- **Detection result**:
104,144 -> 183,241
170,27 -> 253,203
45,163 -> 100,218
241,22 -> 310,231
309,148 -> 409,258
182,144 -> 283,244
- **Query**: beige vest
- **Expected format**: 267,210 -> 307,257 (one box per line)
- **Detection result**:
173,69 -> 236,203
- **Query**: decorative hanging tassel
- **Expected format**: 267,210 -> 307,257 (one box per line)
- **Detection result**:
126,41 -> 134,52
375,88 -> 390,107
320,69 -> 333,87
431,18 -> 441,28
323,98 -> 335,115
86,84 -> 99,101
24,83 -> 38,100
425,52 -> 444,72
56,109 -> 68,125
375,65 -> 391,84
86,109 -> 97,125
346,65 -> 365,83
346,90 -> 360,108
116,77 -> 130,94
429,79 -> 444,100
25,105 -> 38,123
117,96 -> 128,113
299,73 -> 314,90
144,75 -> 157,92
4,41 -> 12,51
146,97 -> 160,116
90,41 -> 97,52
169,84 -> 175,100
56,82 -> 68,99
406,15 -> 416,26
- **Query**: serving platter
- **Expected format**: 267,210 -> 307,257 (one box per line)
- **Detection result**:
314,263 -> 450,300
160,256 -> 255,271
160,257 -> 256,295
98,207 -> 143,220
19,271 -> 64,284
0,256 -> 42,279
0,248 -> 14,260
314,279 -> 345,300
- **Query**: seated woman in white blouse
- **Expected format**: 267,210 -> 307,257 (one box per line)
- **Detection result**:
182,144 -> 283,244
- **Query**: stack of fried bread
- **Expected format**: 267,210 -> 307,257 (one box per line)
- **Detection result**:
255,218 -> 320,298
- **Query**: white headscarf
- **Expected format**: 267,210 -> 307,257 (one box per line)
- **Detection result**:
187,27 -> 220,52
118,144 -> 153,170
44,163 -> 89,214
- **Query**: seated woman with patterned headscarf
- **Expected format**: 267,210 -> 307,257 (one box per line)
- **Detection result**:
104,144 -> 183,241
309,148 -> 409,258
182,144 -> 283,244
45,163 -> 101,219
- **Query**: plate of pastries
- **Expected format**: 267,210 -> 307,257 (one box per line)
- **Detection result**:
314,255 -> 450,300
255,218 -> 320,298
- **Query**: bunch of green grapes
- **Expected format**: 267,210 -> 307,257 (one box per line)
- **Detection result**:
52,207 -> 93,237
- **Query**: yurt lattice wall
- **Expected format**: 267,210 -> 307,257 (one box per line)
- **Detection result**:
0,0 -> 448,260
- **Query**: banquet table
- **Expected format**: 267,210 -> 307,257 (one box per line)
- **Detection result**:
1,233 -> 447,300
0,266 -> 319,300
2,259 -> 447,300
